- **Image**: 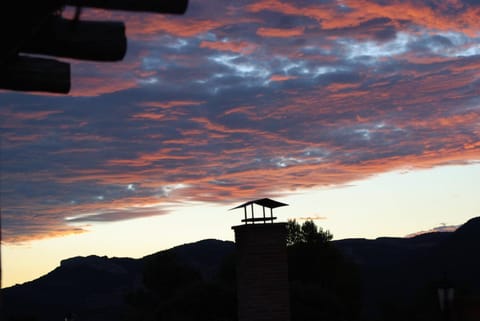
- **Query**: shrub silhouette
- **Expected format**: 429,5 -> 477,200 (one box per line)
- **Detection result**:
126,249 -> 237,321
287,220 -> 362,321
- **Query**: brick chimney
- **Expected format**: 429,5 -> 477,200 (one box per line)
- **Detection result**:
231,198 -> 290,321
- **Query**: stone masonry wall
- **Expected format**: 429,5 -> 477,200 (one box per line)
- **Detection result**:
232,223 -> 290,321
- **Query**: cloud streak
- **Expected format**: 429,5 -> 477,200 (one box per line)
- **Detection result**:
405,224 -> 461,238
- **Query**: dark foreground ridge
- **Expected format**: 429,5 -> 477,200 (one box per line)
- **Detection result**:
3,217 -> 480,321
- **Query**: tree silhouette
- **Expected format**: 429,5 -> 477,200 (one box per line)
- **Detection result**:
125,250 -> 237,321
286,219 -> 333,246
287,220 -> 361,321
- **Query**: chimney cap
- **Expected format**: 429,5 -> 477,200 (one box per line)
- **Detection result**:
230,198 -> 288,224
230,198 -> 288,211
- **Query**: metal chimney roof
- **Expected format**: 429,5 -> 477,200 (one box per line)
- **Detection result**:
230,198 -> 288,224
231,198 -> 288,210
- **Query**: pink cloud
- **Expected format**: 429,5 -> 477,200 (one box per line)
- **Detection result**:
270,75 -> 298,82
405,224 -> 460,238
257,26 -> 305,38
200,40 -> 258,54
139,100 -> 205,108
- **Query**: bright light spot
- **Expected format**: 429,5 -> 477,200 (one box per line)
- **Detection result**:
456,45 -> 480,57
375,122 -> 386,129
272,156 -> 303,168
127,184 -> 135,191
138,77 -> 159,84
282,62 -> 302,73
210,54 -> 271,79
165,38 -> 188,49
236,64 -> 255,73
340,32 -> 410,59
65,211 -> 103,221
354,128 -> 372,139
160,183 -> 188,196
314,66 -> 339,77
211,54 -> 238,65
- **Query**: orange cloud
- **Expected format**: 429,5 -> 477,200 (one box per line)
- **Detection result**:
222,105 -> 257,116
270,75 -> 298,82
73,8 -> 227,38
132,113 -> 166,121
126,15 -> 226,38
4,227 -> 87,244
257,26 -> 305,37
200,40 -> 258,54
107,150 -> 193,167
139,100 -> 205,108
248,0 -> 480,36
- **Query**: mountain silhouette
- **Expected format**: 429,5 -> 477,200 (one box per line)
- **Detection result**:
3,239 -> 234,321
3,218 -> 479,321
334,217 -> 480,319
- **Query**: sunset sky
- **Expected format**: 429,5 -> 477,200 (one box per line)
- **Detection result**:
1,0 -> 480,288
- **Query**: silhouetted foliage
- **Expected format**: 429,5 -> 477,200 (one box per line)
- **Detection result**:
287,220 -> 361,321
143,251 -> 202,299
153,282 -> 236,321
286,219 -> 333,246
125,248 -> 237,321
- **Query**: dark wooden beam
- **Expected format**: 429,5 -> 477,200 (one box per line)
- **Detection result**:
21,17 -> 127,62
66,0 -> 189,14
0,56 -> 70,94
0,1 -> 64,65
